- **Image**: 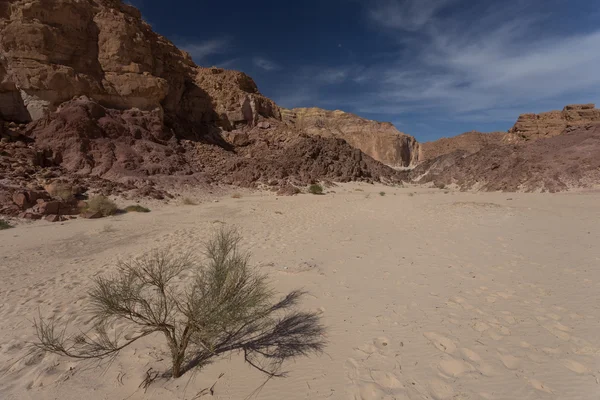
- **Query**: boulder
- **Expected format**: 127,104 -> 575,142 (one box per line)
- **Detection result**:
80,210 -> 103,219
17,211 -> 42,220
45,214 -> 66,223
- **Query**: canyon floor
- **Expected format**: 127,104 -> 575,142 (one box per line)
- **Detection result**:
1,184 -> 599,400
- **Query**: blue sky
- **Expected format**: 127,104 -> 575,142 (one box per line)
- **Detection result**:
129,0 -> 600,142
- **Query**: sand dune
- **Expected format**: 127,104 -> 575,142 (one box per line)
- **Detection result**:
1,184 -> 599,399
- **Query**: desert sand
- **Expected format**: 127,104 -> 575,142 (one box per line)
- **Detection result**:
1,184 -> 599,400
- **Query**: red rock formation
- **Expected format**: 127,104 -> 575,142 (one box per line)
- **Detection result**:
418,104 -> 600,163
408,124 -> 600,192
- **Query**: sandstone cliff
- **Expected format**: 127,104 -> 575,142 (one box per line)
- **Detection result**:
283,108 -> 419,167
419,131 -> 514,162
509,104 -> 600,140
418,104 -> 600,163
0,0 -> 279,130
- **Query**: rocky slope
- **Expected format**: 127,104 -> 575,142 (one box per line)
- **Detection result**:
283,108 -> 420,167
419,131 -> 514,162
419,104 -> 600,162
408,124 -> 600,192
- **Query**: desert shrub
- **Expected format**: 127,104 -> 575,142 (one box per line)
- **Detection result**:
124,205 -> 151,213
231,193 -> 242,199
47,182 -> 75,202
85,195 -> 118,216
34,227 -> 325,379
308,184 -> 324,195
0,219 -> 12,230
408,192 -> 415,197
182,197 -> 197,205
379,191 -> 386,197
435,182 -> 446,189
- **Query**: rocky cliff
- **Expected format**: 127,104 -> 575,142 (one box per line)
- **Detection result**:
407,124 -> 600,192
419,131 -> 514,162
283,108 -> 420,167
408,104 -> 600,192
0,0 -> 279,129
509,104 -> 600,140
417,104 -> 600,163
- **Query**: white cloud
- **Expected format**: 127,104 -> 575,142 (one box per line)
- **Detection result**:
368,0 -> 456,31
253,57 -> 281,71
180,38 -> 230,63
357,0 -> 600,121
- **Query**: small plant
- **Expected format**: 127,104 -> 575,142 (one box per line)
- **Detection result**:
0,219 -> 12,230
47,182 -> 75,202
182,197 -> 197,206
308,184 -> 324,195
124,205 -> 151,213
354,188 -> 364,192
34,228 -> 325,379
102,224 -> 115,233
231,193 -> 242,199
84,195 -> 118,217
379,191 -> 386,197
408,192 -> 415,197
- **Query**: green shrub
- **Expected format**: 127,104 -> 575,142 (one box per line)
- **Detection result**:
85,195 -> 118,217
0,219 -> 12,230
308,184 -> 324,195
34,228 -> 325,379
124,205 -> 151,213
379,191 -> 386,196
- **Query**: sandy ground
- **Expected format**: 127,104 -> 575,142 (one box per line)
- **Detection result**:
1,183 -> 599,400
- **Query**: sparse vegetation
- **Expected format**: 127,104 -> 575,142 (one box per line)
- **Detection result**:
231,193 -> 242,199
101,224 -> 115,233
84,195 -> 118,217
182,197 -> 197,206
124,205 -> 151,213
379,191 -> 386,196
308,184 -> 324,195
408,192 -> 415,197
34,228 -> 325,379
435,182 -> 446,190
0,219 -> 13,230
354,188 -> 364,192
47,182 -> 75,202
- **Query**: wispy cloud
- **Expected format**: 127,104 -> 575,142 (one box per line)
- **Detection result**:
180,38 -> 230,63
357,0 -> 600,120
368,0 -> 456,31
253,57 -> 282,71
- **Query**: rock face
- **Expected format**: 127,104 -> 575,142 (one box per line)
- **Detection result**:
283,108 -> 420,167
408,124 -> 600,192
418,104 -> 600,163
0,0 -> 279,129
509,104 -> 600,140
419,131 -> 515,162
